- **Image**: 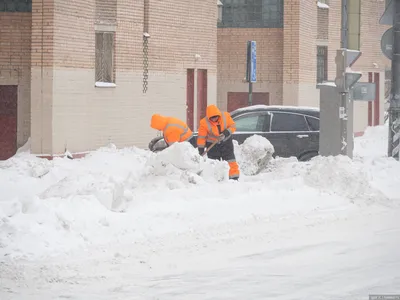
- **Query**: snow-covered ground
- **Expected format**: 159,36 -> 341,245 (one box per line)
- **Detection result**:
1,125 -> 400,300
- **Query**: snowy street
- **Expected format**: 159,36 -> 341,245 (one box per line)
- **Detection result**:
1,126 -> 400,300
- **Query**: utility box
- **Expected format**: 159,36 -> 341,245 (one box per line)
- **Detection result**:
318,83 -> 354,158
319,84 -> 342,156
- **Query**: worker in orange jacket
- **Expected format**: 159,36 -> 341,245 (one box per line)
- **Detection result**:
150,114 -> 194,146
197,105 -> 240,180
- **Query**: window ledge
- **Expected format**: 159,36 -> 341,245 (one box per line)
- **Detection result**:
95,82 -> 116,88
317,1 -> 330,9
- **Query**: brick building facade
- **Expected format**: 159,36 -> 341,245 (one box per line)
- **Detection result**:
0,0 -> 217,159
217,0 -> 391,133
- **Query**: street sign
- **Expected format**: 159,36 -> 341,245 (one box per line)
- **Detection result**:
350,82 -> 376,101
249,41 -> 257,83
381,27 -> 393,60
380,0 -> 393,25
335,49 -> 362,92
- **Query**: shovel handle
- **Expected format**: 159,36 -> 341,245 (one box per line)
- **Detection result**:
201,139 -> 219,157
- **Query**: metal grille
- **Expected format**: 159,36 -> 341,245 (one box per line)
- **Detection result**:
143,37 -> 149,93
0,0 -> 31,12
218,0 -> 283,29
316,46 -> 328,83
95,32 -> 114,83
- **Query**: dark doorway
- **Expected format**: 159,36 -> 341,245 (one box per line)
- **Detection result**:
186,69 -> 195,130
227,91 -> 269,112
0,85 -> 18,160
197,69 -> 208,126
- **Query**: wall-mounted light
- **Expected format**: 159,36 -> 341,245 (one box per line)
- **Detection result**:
217,0 -> 223,23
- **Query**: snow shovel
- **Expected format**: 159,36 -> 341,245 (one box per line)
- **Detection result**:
201,139 -> 219,157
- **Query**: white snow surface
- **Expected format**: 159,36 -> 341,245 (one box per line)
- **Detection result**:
1,126 -> 400,300
95,81 -> 117,88
317,1 -> 330,9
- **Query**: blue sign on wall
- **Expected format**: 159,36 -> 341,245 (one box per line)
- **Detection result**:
250,41 -> 257,83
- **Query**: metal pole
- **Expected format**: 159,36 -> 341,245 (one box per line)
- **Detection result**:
388,0 -> 400,160
248,82 -> 253,106
340,0 -> 349,156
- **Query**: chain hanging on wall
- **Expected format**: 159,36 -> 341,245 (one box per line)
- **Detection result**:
143,36 -> 149,93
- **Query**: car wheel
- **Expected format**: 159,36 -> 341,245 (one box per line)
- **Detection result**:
298,151 -> 318,162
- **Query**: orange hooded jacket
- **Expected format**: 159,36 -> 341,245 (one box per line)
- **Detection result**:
197,105 -> 236,148
150,114 -> 193,146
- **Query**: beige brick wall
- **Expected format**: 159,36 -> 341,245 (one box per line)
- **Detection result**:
0,12 -> 31,148
35,0 -> 217,154
297,0 -> 319,107
217,28 -> 284,110
30,0 -> 55,155
217,0 -> 389,134
282,0 -> 300,106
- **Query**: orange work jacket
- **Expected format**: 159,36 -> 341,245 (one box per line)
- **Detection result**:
197,105 -> 236,148
151,114 -> 193,146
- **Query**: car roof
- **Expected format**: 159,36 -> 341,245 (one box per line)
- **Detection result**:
230,105 -> 320,118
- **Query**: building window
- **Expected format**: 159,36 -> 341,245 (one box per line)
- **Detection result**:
218,0 -> 283,28
317,46 -> 328,83
95,32 -> 115,84
0,0 -> 32,12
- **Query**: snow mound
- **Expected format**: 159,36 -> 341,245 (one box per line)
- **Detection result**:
0,152 -> 53,178
147,142 -> 202,173
146,142 -> 229,183
235,135 -> 275,176
264,155 -> 388,204
354,124 -> 388,159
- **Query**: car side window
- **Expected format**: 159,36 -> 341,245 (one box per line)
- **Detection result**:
270,112 -> 309,132
306,116 -> 320,131
234,114 -> 267,132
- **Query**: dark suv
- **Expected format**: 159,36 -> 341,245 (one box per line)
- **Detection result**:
149,105 -> 320,161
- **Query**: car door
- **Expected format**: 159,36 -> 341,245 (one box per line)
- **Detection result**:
304,115 -> 320,152
231,112 -> 270,144
268,111 -> 313,158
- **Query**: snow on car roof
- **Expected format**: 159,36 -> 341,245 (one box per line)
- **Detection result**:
231,105 -> 320,114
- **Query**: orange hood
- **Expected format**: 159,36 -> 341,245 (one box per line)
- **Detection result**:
206,105 -> 222,120
150,114 -> 168,131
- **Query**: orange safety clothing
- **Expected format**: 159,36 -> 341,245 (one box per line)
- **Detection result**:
197,105 -> 236,148
197,105 -> 240,180
150,114 -> 193,146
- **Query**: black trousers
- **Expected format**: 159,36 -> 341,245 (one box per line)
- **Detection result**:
206,136 -> 236,162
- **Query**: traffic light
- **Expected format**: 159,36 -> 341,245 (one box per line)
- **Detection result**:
334,49 -> 362,92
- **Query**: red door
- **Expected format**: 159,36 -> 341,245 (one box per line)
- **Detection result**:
186,69 -> 195,130
227,92 -> 270,112
0,85 -> 18,160
197,69 -> 208,126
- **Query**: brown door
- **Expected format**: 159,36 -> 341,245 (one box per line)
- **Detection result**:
186,69 -> 195,130
227,92 -> 269,112
197,69 -> 208,126
0,85 -> 18,160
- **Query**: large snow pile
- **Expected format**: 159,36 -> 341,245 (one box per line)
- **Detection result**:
234,135 -> 274,176
145,141 -> 229,183
0,126 -> 400,263
354,124 -> 388,159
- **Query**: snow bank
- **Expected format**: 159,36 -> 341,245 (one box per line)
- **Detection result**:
354,124 -> 388,159
146,141 -> 229,183
234,135 -> 274,176
1,126 -> 399,260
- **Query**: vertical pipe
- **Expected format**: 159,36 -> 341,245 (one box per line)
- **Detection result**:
368,72 -> 373,126
388,0 -> 400,159
374,72 -> 380,126
340,0 -> 349,156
